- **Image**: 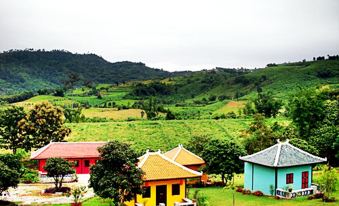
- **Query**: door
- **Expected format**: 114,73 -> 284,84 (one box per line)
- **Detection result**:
302,171 -> 309,189
82,159 -> 91,174
156,185 -> 167,205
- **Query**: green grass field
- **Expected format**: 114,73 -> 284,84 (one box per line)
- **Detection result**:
66,119 -> 252,152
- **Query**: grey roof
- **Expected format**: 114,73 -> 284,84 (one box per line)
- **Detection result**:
239,140 -> 327,167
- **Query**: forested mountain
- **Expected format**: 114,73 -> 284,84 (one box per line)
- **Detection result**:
0,49 -> 179,94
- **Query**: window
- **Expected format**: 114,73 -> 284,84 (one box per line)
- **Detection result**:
286,173 -> 293,184
172,184 -> 180,195
143,186 -> 151,198
74,160 -> 79,167
84,160 -> 90,167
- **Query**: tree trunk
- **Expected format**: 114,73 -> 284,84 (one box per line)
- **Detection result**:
221,174 -> 225,185
58,177 -> 64,190
54,177 -> 59,191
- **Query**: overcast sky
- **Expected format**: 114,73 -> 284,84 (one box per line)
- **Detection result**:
0,0 -> 338,71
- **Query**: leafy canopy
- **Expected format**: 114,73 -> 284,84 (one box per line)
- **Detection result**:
89,141 -> 144,206
18,102 -> 71,149
202,138 -> 246,185
44,158 -> 75,191
0,154 -> 22,194
0,106 -> 27,153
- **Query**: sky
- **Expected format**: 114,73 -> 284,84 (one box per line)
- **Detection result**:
0,0 -> 339,71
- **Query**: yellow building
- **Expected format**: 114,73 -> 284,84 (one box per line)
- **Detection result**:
127,150 -> 202,206
165,144 -> 208,183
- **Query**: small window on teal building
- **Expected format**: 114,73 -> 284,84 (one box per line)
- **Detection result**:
286,173 -> 293,184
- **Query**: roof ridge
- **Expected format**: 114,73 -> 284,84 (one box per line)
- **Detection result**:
273,142 -> 282,166
138,151 -> 150,168
141,151 -> 202,176
172,144 -> 182,161
158,152 -> 202,176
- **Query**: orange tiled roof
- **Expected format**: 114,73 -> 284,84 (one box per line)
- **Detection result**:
30,142 -> 106,159
138,151 -> 202,181
164,144 -> 205,166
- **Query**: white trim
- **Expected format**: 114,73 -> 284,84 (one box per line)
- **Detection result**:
273,142 -> 282,167
138,151 -> 150,168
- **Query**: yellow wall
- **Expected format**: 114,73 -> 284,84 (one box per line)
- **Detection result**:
126,179 -> 186,206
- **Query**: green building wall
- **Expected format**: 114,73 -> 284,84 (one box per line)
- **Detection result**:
244,162 -> 313,195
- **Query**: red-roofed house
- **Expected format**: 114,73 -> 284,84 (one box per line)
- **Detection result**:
30,142 -> 105,174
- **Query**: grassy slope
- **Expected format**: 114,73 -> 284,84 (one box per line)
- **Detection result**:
172,60 -> 339,101
66,119 -> 252,152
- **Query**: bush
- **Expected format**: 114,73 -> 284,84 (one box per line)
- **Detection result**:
236,187 -> 243,193
20,169 -> 39,184
323,196 -> 336,202
44,187 -> 71,194
252,190 -> 264,196
242,189 -> 251,195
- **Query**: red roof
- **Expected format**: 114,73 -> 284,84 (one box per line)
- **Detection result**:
30,142 -> 106,159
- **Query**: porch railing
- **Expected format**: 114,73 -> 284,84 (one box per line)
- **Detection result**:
276,187 -> 315,199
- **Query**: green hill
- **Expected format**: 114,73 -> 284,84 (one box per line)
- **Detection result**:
0,49 -> 182,94
130,59 -> 339,101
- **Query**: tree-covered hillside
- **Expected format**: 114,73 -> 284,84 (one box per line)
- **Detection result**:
130,59 -> 339,101
0,49 -> 182,94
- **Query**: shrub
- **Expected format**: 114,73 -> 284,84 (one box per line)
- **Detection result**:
236,187 -> 243,193
242,189 -> 251,195
45,187 -> 71,194
20,169 -> 39,184
323,196 -> 336,202
252,190 -> 264,196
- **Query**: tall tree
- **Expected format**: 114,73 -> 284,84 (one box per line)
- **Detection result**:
288,88 -> 326,138
202,138 -> 246,185
0,106 -> 26,153
18,102 -> 71,150
44,158 -> 74,192
89,141 -> 144,206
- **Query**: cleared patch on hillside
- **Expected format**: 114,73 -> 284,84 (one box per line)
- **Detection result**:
82,108 -> 145,120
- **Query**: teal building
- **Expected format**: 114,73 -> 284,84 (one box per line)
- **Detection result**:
239,139 -> 327,197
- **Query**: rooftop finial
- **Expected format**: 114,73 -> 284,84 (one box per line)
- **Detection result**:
277,139 -> 280,143
158,149 -> 161,153
179,144 -> 183,148
146,149 -> 149,154
285,139 -> 289,144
